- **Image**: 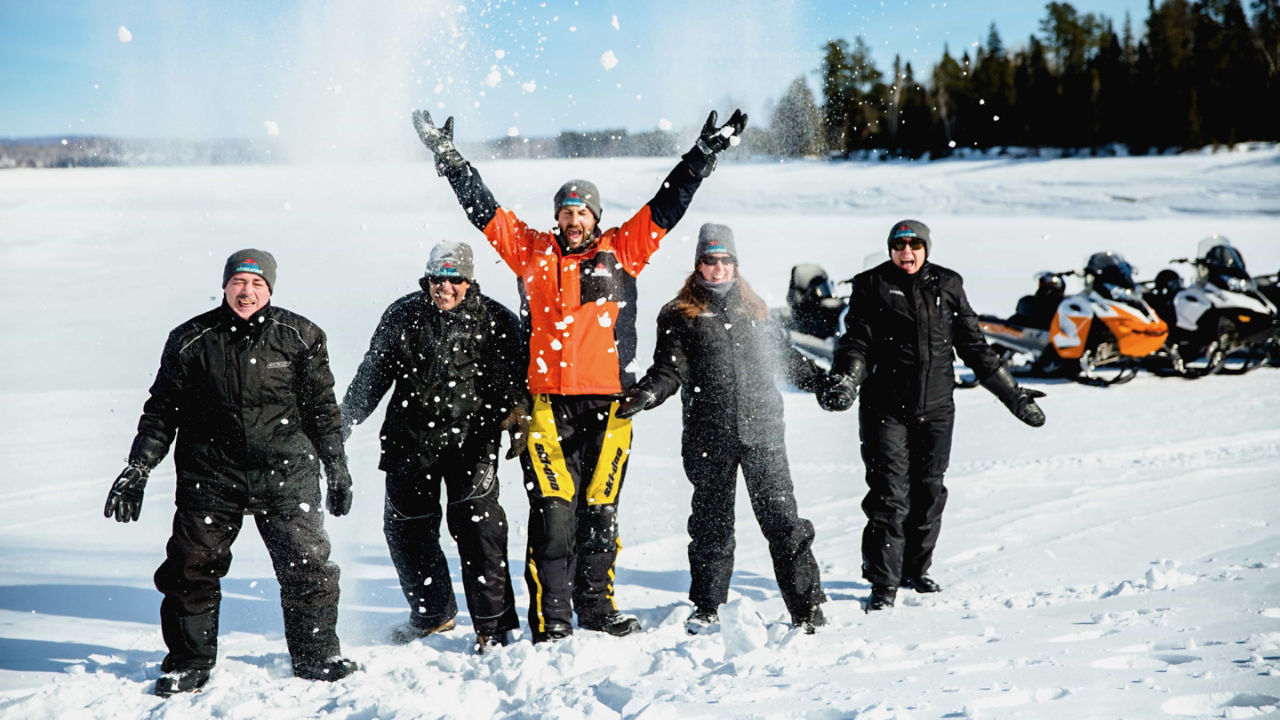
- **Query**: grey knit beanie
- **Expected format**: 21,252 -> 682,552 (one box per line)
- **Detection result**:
887,219 -> 931,256
553,179 -> 602,221
695,223 -> 738,264
223,249 -> 277,290
425,240 -> 475,280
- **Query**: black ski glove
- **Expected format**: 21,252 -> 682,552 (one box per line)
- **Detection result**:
323,457 -> 354,517
615,387 -> 657,420
682,109 -> 748,178
412,109 -> 466,176
499,407 -> 530,460
104,464 -> 149,523
817,373 -> 859,412
980,366 -> 1046,427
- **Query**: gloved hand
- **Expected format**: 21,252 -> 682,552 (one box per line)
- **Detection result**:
817,373 -> 859,412
411,109 -> 466,176
615,387 -> 657,420
323,457 -> 354,517
499,407 -> 530,460
979,366 -> 1046,427
682,109 -> 748,178
104,464 -> 149,523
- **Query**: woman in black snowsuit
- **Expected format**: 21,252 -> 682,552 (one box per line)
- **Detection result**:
618,223 -> 829,633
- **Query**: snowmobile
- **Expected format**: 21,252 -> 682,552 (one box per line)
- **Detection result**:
1141,236 -> 1279,376
977,252 -> 1169,386
771,261 -> 983,387
771,263 -> 848,363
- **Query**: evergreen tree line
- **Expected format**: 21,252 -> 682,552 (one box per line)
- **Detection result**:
766,0 -> 1280,158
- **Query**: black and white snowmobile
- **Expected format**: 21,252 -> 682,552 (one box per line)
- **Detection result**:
771,263 -> 849,363
1142,236 -> 1280,376
977,252 -> 1169,386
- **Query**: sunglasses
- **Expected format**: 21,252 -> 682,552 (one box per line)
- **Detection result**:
890,238 -> 926,252
427,275 -> 468,286
699,255 -> 737,267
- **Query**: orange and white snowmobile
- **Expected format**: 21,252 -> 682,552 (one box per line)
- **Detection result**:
978,252 -> 1169,386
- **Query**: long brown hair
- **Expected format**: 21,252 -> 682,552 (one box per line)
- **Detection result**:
671,270 -> 769,322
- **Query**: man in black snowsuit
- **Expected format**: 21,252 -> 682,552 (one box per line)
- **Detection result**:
340,241 -> 525,652
104,249 -> 358,696
820,220 -> 1047,611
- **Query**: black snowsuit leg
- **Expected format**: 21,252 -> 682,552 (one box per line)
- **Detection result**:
684,440 -> 823,617
858,405 -> 953,587
154,509 -> 240,671
442,457 -> 519,634
384,471 -> 458,630
155,506 -> 340,670
740,442 -> 824,617
683,443 -> 740,612
256,508 -> 342,665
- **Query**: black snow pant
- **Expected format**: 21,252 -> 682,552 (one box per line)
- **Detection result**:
153,505 -> 341,672
519,394 -> 631,638
383,454 -> 518,636
683,437 -> 825,620
858,404 -> 955,588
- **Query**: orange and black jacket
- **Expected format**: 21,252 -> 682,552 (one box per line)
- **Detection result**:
442,158 -> 705,396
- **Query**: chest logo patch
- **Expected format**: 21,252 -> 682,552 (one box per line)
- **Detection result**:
266,360 -> 290,369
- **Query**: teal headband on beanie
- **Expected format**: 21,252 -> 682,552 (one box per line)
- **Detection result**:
223,249 -> 277,290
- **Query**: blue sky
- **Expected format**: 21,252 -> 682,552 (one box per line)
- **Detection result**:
1,0 -> 1153,149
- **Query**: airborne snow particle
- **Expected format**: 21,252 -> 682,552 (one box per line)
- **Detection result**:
495,49 -> 506,59
658,118 -> 672,131
521,80 -> 537,93
611,15 -> 620,31
600,50 -> 619,71
117,26 -> 132,43
264,121 -> 280,137
484,67 -> 502,87
508,127 -> 520,137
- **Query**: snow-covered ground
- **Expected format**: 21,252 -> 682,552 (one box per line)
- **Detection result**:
1,149 -> 1279,719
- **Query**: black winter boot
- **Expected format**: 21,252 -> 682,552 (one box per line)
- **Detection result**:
792,605 -> 827,634
389,616 -> 456,644
685,607 -> 719,635
154,668 -> 210,697
474,631 -> 511,654
866,585 -> 897,612
902,575 -> 942,593
532,622 -> 573,644
294,656 -> 360,681
578,611 -> 641,637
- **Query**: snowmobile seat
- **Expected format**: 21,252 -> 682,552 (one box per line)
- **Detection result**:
787,264 -> 844,338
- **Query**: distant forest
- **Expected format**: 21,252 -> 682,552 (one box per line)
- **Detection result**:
4,0 -> 1276,168
780,0 -> 1280,158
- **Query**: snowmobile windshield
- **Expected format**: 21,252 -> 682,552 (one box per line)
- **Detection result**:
1085,252 -> 1136,291
809,276 -> 836,301
1199,244 -> 1253,290
1098,282 -> 1147,309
